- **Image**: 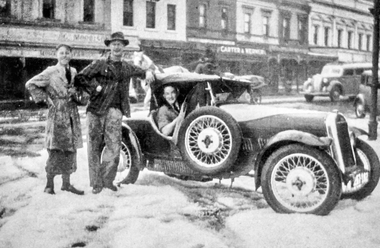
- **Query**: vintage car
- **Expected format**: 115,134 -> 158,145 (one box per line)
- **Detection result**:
110,73 -> 380,216
353,70 -> 380,118
302,63 -> 372,102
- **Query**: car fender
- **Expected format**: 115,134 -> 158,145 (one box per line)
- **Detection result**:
349,126 -> 368,138
122,123 -> 145,170
327,81 -> 344,94
353,93 -> 366,107
254,130 -> 332,190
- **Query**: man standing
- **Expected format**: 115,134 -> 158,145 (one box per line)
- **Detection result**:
74,32 -> 154,194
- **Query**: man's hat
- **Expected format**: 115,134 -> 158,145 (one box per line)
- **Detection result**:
104,32 -> 129,46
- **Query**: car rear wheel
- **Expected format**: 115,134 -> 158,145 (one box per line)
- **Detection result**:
178,106 -> 242,175
341,139 -> 380,200
354,100 -> 366,118
330,86 -> 341,102
101,137 -> 140,186
261,144 -> 342,215
304,95 -> 314,102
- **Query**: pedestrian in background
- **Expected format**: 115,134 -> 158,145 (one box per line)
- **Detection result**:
74,32 -> 155,194
25,44 -> 84,195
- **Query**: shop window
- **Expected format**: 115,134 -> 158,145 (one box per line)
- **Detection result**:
244,13 -> 251,34
337,29 -> 343,48
348,31 -> 353,49
366,34 -> 371,51
146,1 -> 156,29
298,16 -> 307,45
324,27 -> 329,46
167,4 -> 176,30
43,0 -> 55,19
199,4 -> 207,28
84,0 -> 94,22
0,0 -> 11,17
358,33 -> 363,51
123,0 -> 133,26
221,7 -> 228,31
282,16 -> 290,42
313,25 -> 319,45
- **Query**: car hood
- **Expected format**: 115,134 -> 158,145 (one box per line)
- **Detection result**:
220,104 -> 329,137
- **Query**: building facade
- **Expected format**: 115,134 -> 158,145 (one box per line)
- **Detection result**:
0,0 -> 113,104
309,0 -> 374,64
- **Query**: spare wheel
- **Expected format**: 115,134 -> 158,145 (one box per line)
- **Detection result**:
178,106 -> 242,175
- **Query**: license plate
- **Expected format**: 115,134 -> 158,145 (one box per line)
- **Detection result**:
353,172 -> 369,188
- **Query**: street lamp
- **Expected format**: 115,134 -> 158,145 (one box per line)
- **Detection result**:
369,2 -> 379,140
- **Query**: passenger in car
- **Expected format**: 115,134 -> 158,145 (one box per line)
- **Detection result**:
156,85 -> 181,136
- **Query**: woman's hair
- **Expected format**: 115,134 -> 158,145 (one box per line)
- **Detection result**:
56,44 -> 72,52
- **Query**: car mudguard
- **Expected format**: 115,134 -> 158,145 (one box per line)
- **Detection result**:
327,81 -> 344,94
254,130 -> 332,190
349,126 -> 368,138
353,93 -> 365,107
122,123 -> 145,170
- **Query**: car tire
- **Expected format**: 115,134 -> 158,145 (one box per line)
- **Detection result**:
101,136 -> 140,186
304,95 -> 314,102
341,139 -> 380,200
329,86 -> 341,102
178,106 -> 242,175
354,100 -> 366,118
261,144 -> 342,215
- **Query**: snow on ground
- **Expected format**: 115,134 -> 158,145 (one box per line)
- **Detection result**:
1,137 -> 380,247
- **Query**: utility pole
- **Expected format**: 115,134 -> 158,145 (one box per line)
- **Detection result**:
369,1 -> 379,140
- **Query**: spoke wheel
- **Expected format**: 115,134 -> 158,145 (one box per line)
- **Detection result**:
101,137 -> 140,186
178,106 -> 241,175
261,144 -> 341,215
342,139 -> 380,200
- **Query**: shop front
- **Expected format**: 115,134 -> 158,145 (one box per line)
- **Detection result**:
0,26 -> 140,107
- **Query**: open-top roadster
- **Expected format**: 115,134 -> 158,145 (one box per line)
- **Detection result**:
110,73 -> 380,216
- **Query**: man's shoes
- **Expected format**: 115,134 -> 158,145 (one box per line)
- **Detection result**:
61,184 -> 85,195
92,187 -> 103,194
44,187 -> 55,195
104,184 -> 118,192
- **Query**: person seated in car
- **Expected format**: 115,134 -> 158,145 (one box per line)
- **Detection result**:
156,85 -> 181,136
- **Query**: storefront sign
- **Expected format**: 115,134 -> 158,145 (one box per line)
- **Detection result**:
219,46 -> 266,55
0,27 -> 106,47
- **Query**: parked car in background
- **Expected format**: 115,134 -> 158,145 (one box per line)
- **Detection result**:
354,70 -> 380,118
302,63 -> 372,102
109,72 -> 380,216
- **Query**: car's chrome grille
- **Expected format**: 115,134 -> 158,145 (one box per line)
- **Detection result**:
326,112 -> 356,171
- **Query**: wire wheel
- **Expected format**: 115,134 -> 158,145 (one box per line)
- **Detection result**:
270,153 -> 329,212
185,115 -> 231,168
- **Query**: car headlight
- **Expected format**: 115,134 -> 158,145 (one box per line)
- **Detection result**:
322,78 -> 328,83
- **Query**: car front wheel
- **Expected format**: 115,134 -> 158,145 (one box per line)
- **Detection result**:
304,95 -> 314,102
178,106 -> 242,175
261,144 -> 342,215
101,137 -> 140,186
342,139 -> 380,200
330,86 -> 341,102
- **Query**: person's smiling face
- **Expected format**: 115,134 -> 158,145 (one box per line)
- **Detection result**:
109,40 -> 125,60
163,86 -> 178,106
56,46 -> 71,67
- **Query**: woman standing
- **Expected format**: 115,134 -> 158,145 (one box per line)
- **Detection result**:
26,44 -> 84,195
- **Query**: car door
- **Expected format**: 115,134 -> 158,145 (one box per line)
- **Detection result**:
341,68 -> 355,95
